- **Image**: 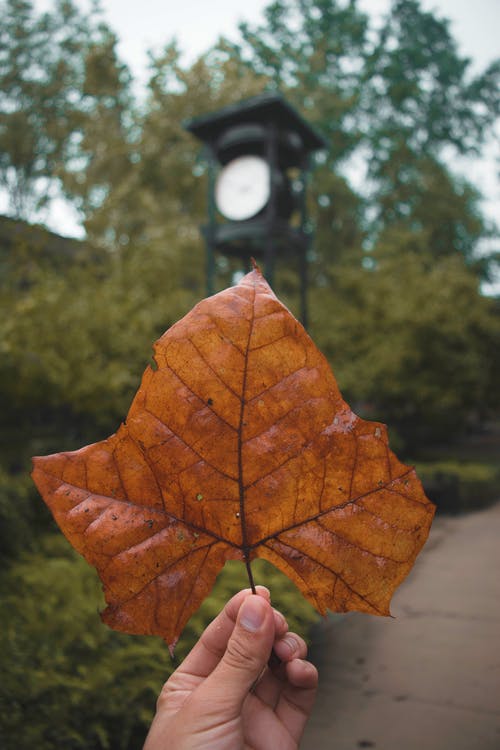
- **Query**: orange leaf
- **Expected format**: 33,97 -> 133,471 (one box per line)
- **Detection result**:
32,268 -> 435,650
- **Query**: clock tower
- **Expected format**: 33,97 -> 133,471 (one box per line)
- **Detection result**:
185,91 -> 327,326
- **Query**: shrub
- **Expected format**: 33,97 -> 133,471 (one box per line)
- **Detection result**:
0,534 -> 318,750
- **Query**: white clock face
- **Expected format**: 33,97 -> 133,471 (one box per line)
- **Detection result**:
215,155 -> 270,221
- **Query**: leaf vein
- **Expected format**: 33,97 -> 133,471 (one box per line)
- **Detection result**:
164,359 -> 238,433
314,518 -> 406,564
36,469 -> 241,549
142,406 -> 238,482
189,338 -> 241,400
272,538 -> 384,614
110,542 -> 217,611
251,467 -> 416,546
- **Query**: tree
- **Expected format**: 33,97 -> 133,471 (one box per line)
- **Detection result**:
0,226 -> 200,471
312,246 -> 500,450
0,0 -> 131,222
363,0 -> 500,161
362,0 -> 500,271
59,26 -> 136,243
236,0 -> 370,270
372,153 -> 486,267
129,42 -> 269,246
238,0 -> 369,160
235,0 -> 500,275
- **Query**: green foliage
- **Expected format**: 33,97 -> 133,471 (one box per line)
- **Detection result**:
0,468 -> 39,559
238,0 -> 368,154
236,0 -> 500,275
0,534 -> 318,750
415,459 -> 500,514
197,558 -> 320,642
311,249 -> 500,449
0,224 -> 203,467
372,151 -> 487,266
415,459 -> 498,485
1,0 -> 500,745
0,0 -> 127,219
364,0 -> 500,159
113,42 -> 269,249
0,536 -> 168,750
61,26 -> 135,241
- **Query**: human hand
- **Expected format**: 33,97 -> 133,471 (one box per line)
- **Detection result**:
143,586 -> 318,750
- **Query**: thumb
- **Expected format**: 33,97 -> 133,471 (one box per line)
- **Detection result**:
200,594 -> 275,713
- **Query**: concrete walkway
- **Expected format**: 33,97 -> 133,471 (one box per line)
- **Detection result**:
301,502 -> 500,750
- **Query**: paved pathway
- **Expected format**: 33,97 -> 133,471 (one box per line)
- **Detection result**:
301,502 -> 500,750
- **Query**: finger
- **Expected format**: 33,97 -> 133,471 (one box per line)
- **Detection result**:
177,586 -> 270,679
273,631 -> 307,663
273,608 -> 289,639
253,631 -> 306,708
252,665 -> 284,708
275,658 -> 318,743
197,594 -> 276,714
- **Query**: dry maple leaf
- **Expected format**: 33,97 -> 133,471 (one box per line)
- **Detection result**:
32,267 -> 435,651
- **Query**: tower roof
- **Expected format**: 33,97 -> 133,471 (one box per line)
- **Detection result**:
185,91 -> 328,153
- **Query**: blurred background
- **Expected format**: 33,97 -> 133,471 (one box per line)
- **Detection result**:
1,1 -> 499,748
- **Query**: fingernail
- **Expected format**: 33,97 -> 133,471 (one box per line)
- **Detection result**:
239,595 -> 267,632
280,635 -> 299,657
255,585 -> 271,601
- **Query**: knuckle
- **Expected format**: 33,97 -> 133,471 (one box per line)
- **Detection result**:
295,635 -> 307,658
155,683 -> 172,712
154,672 -> 186,712
224,633 -> 261,673
281,691 -> 311,719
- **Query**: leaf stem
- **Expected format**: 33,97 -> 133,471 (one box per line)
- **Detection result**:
238,282 -> 257,595
245,555 -> 256,594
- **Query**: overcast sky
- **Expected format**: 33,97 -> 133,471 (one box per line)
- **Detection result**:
25,0 -> 500,286
31,0 -> 499,85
